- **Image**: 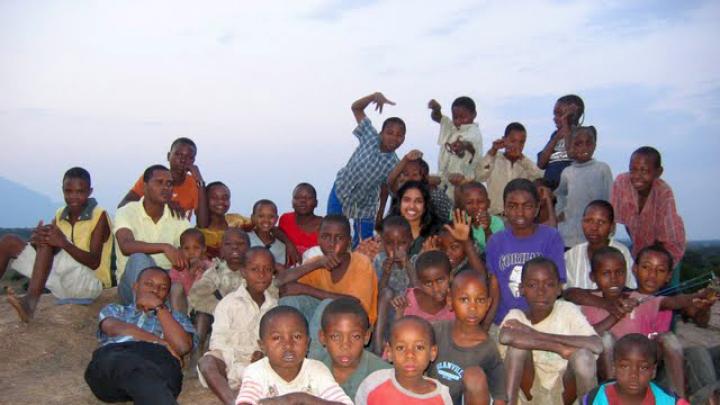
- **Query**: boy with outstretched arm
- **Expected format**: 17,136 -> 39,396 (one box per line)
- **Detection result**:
85,266 -> 196,404
2,167 -> 112,322
328,92 -> 405,247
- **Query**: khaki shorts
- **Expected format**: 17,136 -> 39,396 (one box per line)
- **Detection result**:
197,349 -> 247,390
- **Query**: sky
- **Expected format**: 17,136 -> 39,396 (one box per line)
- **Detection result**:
1,0 -> 719,239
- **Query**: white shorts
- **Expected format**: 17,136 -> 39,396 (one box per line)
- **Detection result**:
10,246 -> 103,300
197,349 -> 247,390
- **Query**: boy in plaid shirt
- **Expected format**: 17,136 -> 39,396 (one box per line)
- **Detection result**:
327,92 -> 406,247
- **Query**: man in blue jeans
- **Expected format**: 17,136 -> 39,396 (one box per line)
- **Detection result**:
327,91 -> 406,247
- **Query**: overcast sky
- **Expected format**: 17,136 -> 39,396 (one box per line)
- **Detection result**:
1,0 -> 719,239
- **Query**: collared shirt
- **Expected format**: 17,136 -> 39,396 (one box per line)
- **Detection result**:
97,302 -> 197,348
438,115 -> 483,200
314,349 -> 391,400
564,239 -> 636,290
188,258 -> 245,315
334,118 -> 399,219
59,198 -> 98,222
113,198 -> 191,278
610,173 -> 686,265
475,152 -> 544,215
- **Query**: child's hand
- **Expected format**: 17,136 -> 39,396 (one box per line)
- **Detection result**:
610,296 -> 638,319
393,247 -> 408,268
421,236 -> 441,253
444,209 -> 471,242
427,175 -> 442,187
404,149 -> 423,161
428,99 -> 441,111
489,138 -> 505,156
285,243 -> 300,267
382,256 -> 394,276
355,236 -> 381,260
448,173 -> 465,186
474,210 -> 490,230
43,224 -> 69,249
372,92 -> 396,114
691,288 -> 719,310
136,295 -> 164,313
391,295 -> 409,313
188,164 -> 204,185
321,253 -> 343,270
164,246 -> 189,270
537,184 -> 553,202
167,201 -> 188,220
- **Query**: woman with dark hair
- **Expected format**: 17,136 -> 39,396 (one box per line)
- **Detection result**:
387,181 -> 443,255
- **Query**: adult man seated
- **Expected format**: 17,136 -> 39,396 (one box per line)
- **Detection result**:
114,164 -> 190,305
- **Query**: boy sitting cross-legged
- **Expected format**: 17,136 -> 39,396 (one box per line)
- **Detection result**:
2,167 -> 112,322
499,257 -> 603,405
199,247 -> 278,405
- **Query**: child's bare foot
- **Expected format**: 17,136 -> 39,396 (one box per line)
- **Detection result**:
6,287 -> 34,323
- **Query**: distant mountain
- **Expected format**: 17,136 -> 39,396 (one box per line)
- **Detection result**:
0,177 -> 60,227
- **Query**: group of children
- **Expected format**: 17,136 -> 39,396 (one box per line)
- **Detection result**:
0,91 -> 717,405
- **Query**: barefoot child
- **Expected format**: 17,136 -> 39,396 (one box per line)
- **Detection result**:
328,92 -> 405,247
430,270 -> 508,405
499,257 -> 602,405
582,334 -> 690,405
85,267 -> 196,404
235,306 -> 353,404
199,181 -> 253,258
169,228 -> 212,314
199,247 -> 278,405
2,167 -> 111,322
189,228 -> 250,356
311,297 -> 391,399
248,199 -> 287,267
279,183 -> 323,258
356,316 -> 453,404
564,200 -> 635,289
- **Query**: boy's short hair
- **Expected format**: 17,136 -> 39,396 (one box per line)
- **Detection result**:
584,200 -> 614,223
451,96 -> 476,114
223,227 -> 251,246
504,122 -> 526,137
381,215 -> 412,235
259,305 -> 308,339
404,158 -> 430,177
294,182 -> 317,199
503,178 -> 539,205
635,242 -> 674,270
321,214 -> 351,236
459,181 -> 488,196
451,268 -> 488,291
142,164 -> 170,183
614,333 -> 658,365
242,246 -> 276,267
381,117 -> 406,134
520,256 -> 559,282
205,181 -> 228,194
320,297 -> 370,332
170,137 -> 197,154
590,246 -> 626,273
415,251 -> 452,276
570,125 -> 597,143
180,228 -> 206,247
632,146 -> 662,168
252,199 -> 278,215
63,167 -> 92,186
391,315 -> 436,345
136,266 -> 170,283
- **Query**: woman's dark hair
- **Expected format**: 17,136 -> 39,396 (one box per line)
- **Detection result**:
388,181 -> 442,238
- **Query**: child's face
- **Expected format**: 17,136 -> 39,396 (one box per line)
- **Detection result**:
221,232 -> 249,268
520,264 -> 561,314
451,105 -> 476,128
386,320 -> 437,380
591,256 -> 627,300
380,122 -> 406,153
144,169 -> 173,204
614,347 -> 656,397
439,232 -> 466,268
633,251 -> 672,294
167,143 -> 196,174
504,190 -> 539,233
400,188 -> 425,224
319,314 -> 370,370
252,203 -> 278,233
180,235 -> 206,265
292,186 -> 317,216
417,266 -> 451,305
241,251 -> 274,296
503,130 -> 526,160
208,185 -> 231,217
259,314 -> 309,381
570,132 -> 596,163
382,226 -> 411,258
629,154 -> 662,196
461,188 -> 490,217
581,206 -> 614,246
451,275 -> 491,326
133,269 -> 171,303
62,177 -> 92,212
553,102 -> 574,128
399,162 -> 424,185
318,222 -> 350,257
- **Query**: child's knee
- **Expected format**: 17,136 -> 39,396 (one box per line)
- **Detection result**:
569,348 -> 597,376
601,331 -> 615,351
462,366 -> 488,393
198,354 -> 224,375
659,332 -> 683,355
0,234 -> 25,256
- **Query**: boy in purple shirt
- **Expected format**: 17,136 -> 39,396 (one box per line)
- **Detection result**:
485,179 -> 566,325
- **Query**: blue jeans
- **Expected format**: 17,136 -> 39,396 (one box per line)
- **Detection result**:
327,182 -> 375,248
118,254 -> 157,305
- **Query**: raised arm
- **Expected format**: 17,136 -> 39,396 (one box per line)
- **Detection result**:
428,99 -> 442,123
387,150 -> 423,193
351,92 -> 395,124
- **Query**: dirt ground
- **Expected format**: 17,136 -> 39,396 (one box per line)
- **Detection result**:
0,288 -> 719,405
